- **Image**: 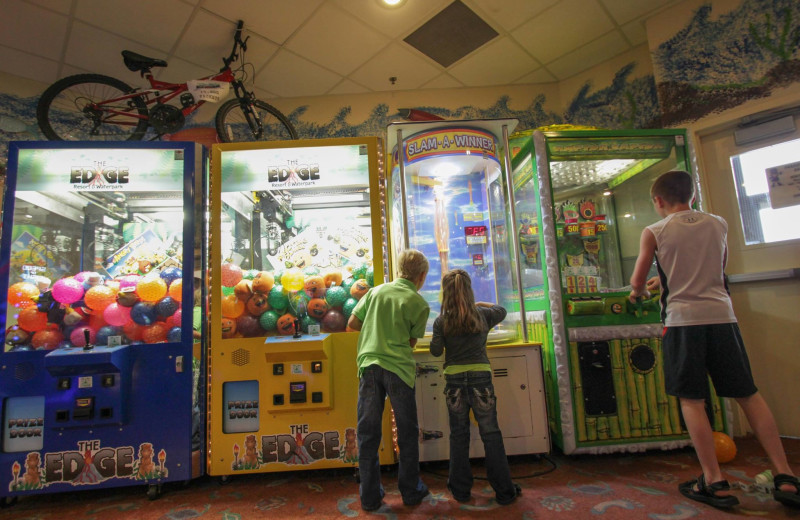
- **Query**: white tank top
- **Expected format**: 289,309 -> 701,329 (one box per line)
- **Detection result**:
647,210 -> 737,326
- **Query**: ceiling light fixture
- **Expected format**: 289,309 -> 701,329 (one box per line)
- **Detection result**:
379,0 -> 407,8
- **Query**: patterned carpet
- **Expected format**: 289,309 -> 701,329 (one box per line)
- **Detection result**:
1,436 -> 798,519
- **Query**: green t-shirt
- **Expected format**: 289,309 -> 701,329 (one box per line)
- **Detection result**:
353,277 -> 430,388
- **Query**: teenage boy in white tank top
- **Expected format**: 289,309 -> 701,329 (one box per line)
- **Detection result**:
629,170 -> 798,510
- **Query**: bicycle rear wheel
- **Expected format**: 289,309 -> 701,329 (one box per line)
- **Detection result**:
215,99 -> 297,142
37,74 -> 149,141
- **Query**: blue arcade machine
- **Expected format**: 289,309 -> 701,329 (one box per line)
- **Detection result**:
0,141 -> 206,502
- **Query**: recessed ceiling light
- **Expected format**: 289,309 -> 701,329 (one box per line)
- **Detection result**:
379,0 -> 407,7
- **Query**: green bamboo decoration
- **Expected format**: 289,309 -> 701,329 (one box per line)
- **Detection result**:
597,416 -> 610,440
652,338 -> 673,435
634,369 -> 650,436
668,394 -> 683,434
586,416 -> 597,441
642,340 -> 662,436
569,342 -> 588,442
609,416 -> 621,439
609,339 -> 631,438
622,339 -> 642,437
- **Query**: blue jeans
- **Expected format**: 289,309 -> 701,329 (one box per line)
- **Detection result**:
444,371 -> 516,502
357,364 -> 428,509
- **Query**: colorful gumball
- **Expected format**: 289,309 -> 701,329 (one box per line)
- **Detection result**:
95,326 -> 122,346
340,278 -> 355,294
259,310 -> 279,332
276,313 -> 297,336
221,263 -> 244,287
154,297 -> 180,319
123,321 -> 144,341
325,286 -> 348,308
118,274 -> 141,291
323,270 -> 343,288
351,263 -> 368,280
236,314 -> 263,337
221,317 -> 237,338
267,285 -> 288,312
84,285 -> 117,311
307,298 -> 328,319
141,322 -> 169,344
136,276 -> 167,302
221,294 -> 245,319
288,291 -> 310,317
168,278 -> 183,302
252,271 -> 275,294
167,327 -> 182,342
160,267 -> 182,285
131,302 -> 157,325
281,269 -> 304,292
31,329 -> 63,350
303,275 -> 326,299
342,297 -> 358,318
349,279 -> 370,300
51,278 -> 85,305
17,307 -> 48,332
321,309 -> 347,332
246,293 -> 270,316
8,282 -> 40,308
70,326 -> 96,347
299,314 -> 319,333
103,303 -> 132,326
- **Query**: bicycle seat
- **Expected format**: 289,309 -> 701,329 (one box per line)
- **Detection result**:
122,50 -> 167,72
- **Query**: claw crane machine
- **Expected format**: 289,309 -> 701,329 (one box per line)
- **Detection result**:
386,120 -> 549,462
208,137 -> 395,478
0,141 -> 206,502
509,128 -> 729,455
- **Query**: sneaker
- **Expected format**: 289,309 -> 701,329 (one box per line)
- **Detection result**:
496,483 -> 522,505
361,501 -> 383,512
403,488 -> 430,506
447,483 -> 471,503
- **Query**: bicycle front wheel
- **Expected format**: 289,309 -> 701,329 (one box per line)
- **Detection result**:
37,74 -> 149,141
215,99 -> 297,142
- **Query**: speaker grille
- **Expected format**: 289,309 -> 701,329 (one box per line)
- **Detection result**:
14,362 -> 36,381
231,348 -> 250,366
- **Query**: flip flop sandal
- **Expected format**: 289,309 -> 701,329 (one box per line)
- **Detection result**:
773,473 -> 800,507
678,474 -> 739,508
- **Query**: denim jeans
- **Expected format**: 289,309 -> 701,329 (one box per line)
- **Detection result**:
357,364 -> 428,509
444,371 -> 516,502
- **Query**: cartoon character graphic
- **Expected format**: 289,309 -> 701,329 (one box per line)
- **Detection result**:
341,428 -> 358,463
74,450 -> 104,484
243,434 -> 259,468
137,442 -> 156,479
21,452 -> 42,487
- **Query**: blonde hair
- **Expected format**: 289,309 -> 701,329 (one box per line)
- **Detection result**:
440,269 -> 483,335
397,249 -> 428,281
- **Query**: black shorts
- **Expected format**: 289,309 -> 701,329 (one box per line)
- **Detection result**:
662,323 -> 757,399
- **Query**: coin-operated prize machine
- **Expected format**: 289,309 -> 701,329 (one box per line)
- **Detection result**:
510,128 -> 729,455
0,142 -> 206,502
208,138 -> 395,478
386,120 -> 549,462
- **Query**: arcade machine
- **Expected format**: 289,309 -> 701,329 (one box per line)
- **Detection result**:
0,141 -> 206,501
509,128 -> 729,455
208,137 -> 395,478
386,120 -> 549,462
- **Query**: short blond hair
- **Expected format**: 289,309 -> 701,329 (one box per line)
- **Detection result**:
397,249 -> 428,281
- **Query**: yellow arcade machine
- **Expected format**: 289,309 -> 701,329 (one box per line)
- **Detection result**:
208,138 -> 395,478
386,120 -> 550,462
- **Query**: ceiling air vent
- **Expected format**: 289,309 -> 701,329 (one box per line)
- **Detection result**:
404,0 -> 498,67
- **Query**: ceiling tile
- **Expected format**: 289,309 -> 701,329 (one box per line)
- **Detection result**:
74,0 -> 193,53
333,0 -> 451,39
328,79 -> 371,96
512,0 -> 614,64
285,4 -> 387,76
254,50 -> 342,98
0,47 -> 60,84
620,19 -> 648,46
349,43 -> 441,92
599,0 -> 677,26
469,0 -> 560,31
449,37 -> 538,86
201,0 -> 324,45
0,0 -> 68,61
547,30 -> 629,80
421,73 -> 464,89
513,67 -> 557,84
27,0 -> 72,15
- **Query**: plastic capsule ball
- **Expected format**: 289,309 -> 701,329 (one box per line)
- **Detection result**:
288,291 -> 310,317
303,275 -> 326,299
167,326 -> 182,343
221,294 -> 245,319
236,314 -> 263,337
154,297 -> 180,319
222,285 -> 235,297
221,263 -> 244,288
299,314 -> 319,333
51,278 -> 85,305
168,278 -> 183,302
267,285 -> 288,312
89,312 -> 107,330
31,329 -> 63,350
160,267 -> 182,286
276,313 -> 296,336
307,298 -> 328,319
325,286 -> 348,308
282,268 -> 305,292
84,285 -> 117,311
136,276 -> 167,302
272,270 -> 284,285
8,281 -> 40,308
171,309 -> 182,327
712,431 -> 737,463
340,278 -> 355,294
342,297 -> 358,319
70,326 -> 96,347
259,310 -> 279,332
95,326 -> 122,346
366,266 -> 374,286
141,322 -> 169,344
252,271 -> 275,294
17,307 -> 49,332
5,325 -> 30,346
221,317 -> 237,338
130,302 -> 157,326
118,274 -> 141,291
351,263 -> 368,280
103,303 -> 132,327
321,309 -> 347,332
123,321 -> 144,342
323,270 -> 343,288
350,279 -> 370,300
246,293 -> 270,316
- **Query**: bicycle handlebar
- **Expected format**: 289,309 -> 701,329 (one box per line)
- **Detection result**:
222,20 -> 246,71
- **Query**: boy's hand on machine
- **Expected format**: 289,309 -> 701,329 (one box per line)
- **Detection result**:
628,287 -> 650,304
645,276 -> 660,292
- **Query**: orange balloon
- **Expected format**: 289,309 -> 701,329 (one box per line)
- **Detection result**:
8,282 -> 39,308
712,431 -> 737,463
168,278 -> 183,302
17,307 -> 48,332
84,285 -> 117,311
220,294 -> 245,318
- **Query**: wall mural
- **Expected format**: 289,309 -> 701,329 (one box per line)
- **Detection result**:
654,0 -> 800,125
